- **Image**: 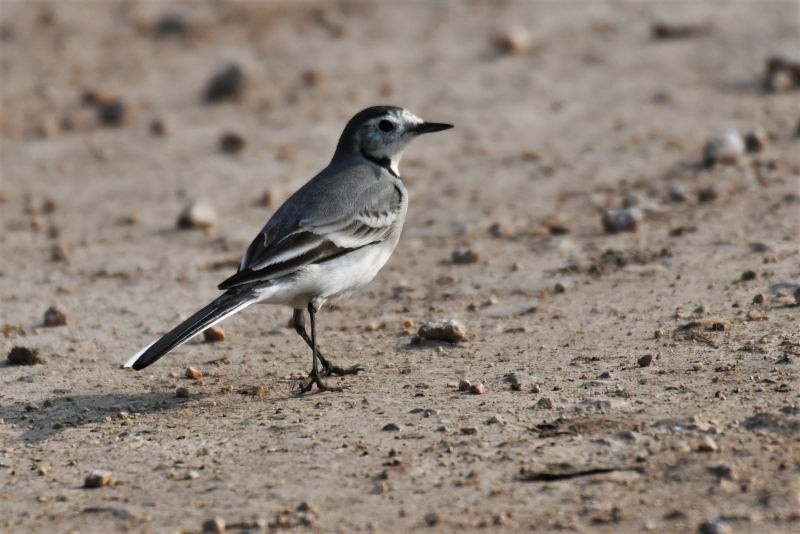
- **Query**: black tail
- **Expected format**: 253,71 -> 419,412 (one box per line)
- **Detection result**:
126,288 -> 257,371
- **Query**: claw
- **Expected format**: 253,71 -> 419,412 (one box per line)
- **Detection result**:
296,369 -> 342,394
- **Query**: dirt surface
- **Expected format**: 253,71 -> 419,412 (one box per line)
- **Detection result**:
1,2 -> 800,533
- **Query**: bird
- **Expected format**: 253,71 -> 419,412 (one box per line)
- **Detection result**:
125,106 -> 453,392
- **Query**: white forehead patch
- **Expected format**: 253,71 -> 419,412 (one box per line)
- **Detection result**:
397,109 -> 423,126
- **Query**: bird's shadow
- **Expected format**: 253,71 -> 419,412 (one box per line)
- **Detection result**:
0,391 -> 202,444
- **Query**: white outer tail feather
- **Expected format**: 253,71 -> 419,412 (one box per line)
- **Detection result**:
124,298 -> 256,369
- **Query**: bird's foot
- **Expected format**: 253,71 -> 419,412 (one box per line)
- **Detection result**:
323,362 -> 365,377
317,354 -> 364,378
296,369 -> 342,394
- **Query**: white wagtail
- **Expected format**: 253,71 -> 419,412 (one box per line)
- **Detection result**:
125,106 -> 453,392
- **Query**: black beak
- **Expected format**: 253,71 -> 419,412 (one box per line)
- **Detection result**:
414,122 -> 454,134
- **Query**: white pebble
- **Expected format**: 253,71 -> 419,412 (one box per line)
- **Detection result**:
177,201 -> 217,229
702,130 -> 744,166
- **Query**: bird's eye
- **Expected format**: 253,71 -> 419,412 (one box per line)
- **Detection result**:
378,120 -> 395,133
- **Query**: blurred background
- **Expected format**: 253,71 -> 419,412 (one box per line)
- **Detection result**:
1,2 -> 800,532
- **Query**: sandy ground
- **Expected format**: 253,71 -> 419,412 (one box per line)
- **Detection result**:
1,1 -> 800,533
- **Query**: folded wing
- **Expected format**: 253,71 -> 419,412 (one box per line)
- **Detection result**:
219,180 -> 403,290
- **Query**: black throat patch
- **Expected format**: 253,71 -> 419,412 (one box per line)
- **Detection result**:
361,150 -> 399,178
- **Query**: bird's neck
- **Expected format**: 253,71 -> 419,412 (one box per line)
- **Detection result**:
359,149 -> 401,178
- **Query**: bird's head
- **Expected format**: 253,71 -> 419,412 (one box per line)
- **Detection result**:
334,106 -> 453,175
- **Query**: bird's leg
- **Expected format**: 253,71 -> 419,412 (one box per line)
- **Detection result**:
299,303 -> 341,393
292,309 -> 363,378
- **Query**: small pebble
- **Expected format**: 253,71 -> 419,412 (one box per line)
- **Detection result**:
535,397 -> 554,409
43,306 -> 67,327
203,326 -> 225,342
150,116 -> 173,136
651,21 -> 712,40
301,69 -> 326,88
458,379 -> 471,392
654,330 -> 665,339
97,99 -> 132,127
37,464 -> 49,476
544,214 -> 569,235
177,201 -> 217,230
185,367 -> 202,380
702,131 -> 744,166
698,435 -> 718,452
418,319 -> 467,343
186,470 -> 200,480
82,88 -> 117,106
298,501 -> 319,515
744,130 -> 766,153
382,423 -> 400,432
460,426 -> 478,435
176,387 -> 190,398
156,12 -> 188,37
531,384 -> 541,394
752,293 -> 766,305
697,187 -> 718,203
219,132 -> 246,153
25,403 -> 40,411
51,243 -> 72,263
638,354 -> 653,367
41,197 -> 58,214
469,382 -> 486,395
693,363 -> 704,371
488,221 -> 516,238
202,517 -> 226,533
764,56 -> 800,93
503,372 -> 533,387
494,26 -> 532,55
451,249 -> 481,265
7,346 -> 46,366
251,386 -> 265,397
205,64 -> 244,102
256,189 -> 279,207
697,520 -> 731,534
668,184 -> 687,202
84,470 -> 113,488
794,287 -> 800,305
601,207 -> 643,233
425,513 -> 440,527
740,270 -> 757,281
553,282 -> 567,294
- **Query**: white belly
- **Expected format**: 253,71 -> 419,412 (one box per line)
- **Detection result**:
253,238 -> 398,310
